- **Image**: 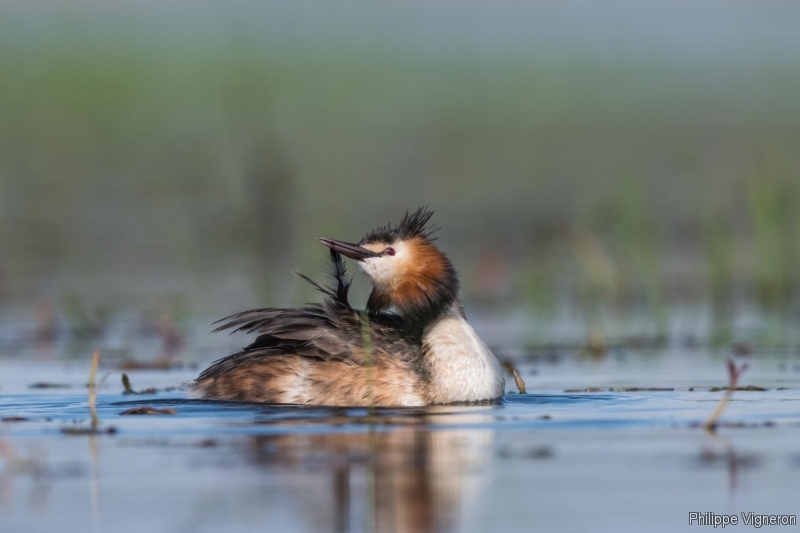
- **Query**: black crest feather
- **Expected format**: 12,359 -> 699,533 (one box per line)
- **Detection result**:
360,206 -> 439,245
292,250 -> 352,306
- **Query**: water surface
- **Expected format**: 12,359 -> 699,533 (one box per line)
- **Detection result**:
1,322 -> 799,533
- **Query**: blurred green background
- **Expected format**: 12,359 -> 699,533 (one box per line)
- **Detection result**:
1,2 -> 799,343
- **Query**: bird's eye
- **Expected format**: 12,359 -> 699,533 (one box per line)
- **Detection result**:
384,247 -> 396,256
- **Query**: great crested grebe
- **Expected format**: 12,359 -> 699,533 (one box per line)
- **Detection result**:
191,207 -> 505,406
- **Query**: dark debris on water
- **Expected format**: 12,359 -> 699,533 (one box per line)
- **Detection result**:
564,385 -> 774,393
119,406 -> 177,415
564,387 -> 675,392
61,426 -> 118,436
117,358 -> 195,371
696,450 -> 763,469
708,385 -> 768,392
690,420 -> 777,430
497,445 -> 555,460
121,373 -> 177,395
28,382 -> 72,389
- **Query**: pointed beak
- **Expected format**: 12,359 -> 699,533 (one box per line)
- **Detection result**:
318,238 -> 379,261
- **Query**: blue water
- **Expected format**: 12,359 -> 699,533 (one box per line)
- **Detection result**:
1,341 -> 799,533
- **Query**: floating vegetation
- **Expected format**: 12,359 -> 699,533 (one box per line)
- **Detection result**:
121,373 -> 156,395
118,358 -> 188,371
691,420 -> 776,429
119,406 -> 177,415
610,387 -> 675,392
564,387 -> 675,392
29,383 -> 72,389
61,426 -> 117,436
708,385 -> 767,392
121,373 -> 176,395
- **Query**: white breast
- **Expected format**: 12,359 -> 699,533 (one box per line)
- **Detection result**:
422,306 -> 505,403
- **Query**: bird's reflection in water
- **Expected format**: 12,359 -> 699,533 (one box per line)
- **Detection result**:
246,406 -> 497,533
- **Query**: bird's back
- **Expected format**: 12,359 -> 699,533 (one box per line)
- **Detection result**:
190,251 -> 428,406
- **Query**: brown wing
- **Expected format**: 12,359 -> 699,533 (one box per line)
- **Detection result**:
196,251 -> 421,382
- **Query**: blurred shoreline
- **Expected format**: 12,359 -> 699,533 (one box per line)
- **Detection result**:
1,2 -> 799,332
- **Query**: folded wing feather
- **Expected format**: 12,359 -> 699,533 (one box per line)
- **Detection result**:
197,251 -> 420,382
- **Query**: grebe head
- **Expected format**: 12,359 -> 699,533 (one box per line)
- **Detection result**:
319,207 -> 459,324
